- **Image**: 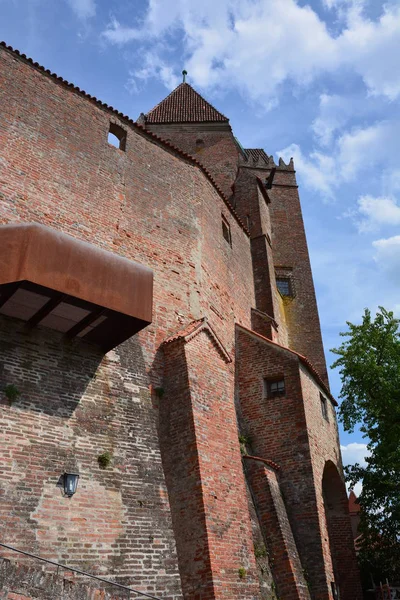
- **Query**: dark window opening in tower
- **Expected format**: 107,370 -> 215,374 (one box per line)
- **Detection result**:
320,393 -> 329,421
108,123 -> 127,151
276,277 -> 292,297
264,377 -> 285,398
222,216 -> 232,246
195,139 -> 205,153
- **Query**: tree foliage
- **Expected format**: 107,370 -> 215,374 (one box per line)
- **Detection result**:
332,307 -> 400,583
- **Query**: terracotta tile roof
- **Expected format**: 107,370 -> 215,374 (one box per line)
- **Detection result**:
0,42 -> 248,237
162,317 -> 232,363
244,149 -> 271,164
242,149 -> 294,171
349,490 -> 360,514
145,83 -> 229,124
236,324 -> 337,406
163,318 -> 205,343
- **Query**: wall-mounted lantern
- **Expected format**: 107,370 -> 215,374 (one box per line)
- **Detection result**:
63,472 -> 79,497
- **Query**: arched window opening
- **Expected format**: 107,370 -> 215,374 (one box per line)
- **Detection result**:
108,123 -> 127,151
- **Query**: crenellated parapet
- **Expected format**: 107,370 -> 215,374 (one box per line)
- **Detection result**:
240,148 -> 295,171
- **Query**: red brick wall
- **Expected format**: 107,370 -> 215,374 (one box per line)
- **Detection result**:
146,124 -> 240,199
300,368 -> 362,600
0,557 -> 129,599
161,331 -> 260,599
233,169 -> 281,330
232,164 -> 327,382
268,168 -> 328,384
236,326 -> 340,600
0,44 -> 255,383
244,458 -> 310,600
159,340 -> 213,599
0,317 -> 182,598
0,43 -> 359,600
0,45 -> 256,597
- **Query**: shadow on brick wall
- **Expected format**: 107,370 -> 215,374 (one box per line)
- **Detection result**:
0,315 -> 103,418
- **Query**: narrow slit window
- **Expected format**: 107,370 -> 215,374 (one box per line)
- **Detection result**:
108,123 -> 127,151
320,393 -> 329,421
222,216 -> 232,246
331,582 -> 339,600
264,378 -> 285,399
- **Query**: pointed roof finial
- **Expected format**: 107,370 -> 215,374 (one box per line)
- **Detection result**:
182,69 -> 187,83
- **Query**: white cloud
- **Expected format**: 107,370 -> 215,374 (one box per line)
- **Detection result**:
341,442 -> 370,467
67,0 -> 96,20
127,47 -> 180,92
337,121 -> 400,181
349,480 -> 363,496
279,120 -> 400,199
101,17 -> 144,43
104,0 -> 337,105
341,442 -> 370,495
311,93 -> 377,148
103,2 -> 400,201
339,6 -> 400,100
278,143 -> 337,200
102,1 -> 400,106
312,94 -> 350,147
356,195 -> 400,232
322,0 -> 366,26
373,235 -> 400,282
384,169 -> 400,196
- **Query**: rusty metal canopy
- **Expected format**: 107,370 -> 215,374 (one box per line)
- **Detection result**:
0,223 -> 153,352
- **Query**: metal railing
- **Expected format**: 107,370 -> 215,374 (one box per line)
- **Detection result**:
0,542 -> 163,599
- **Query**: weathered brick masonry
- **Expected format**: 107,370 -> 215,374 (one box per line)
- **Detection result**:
0,43 -> 361,600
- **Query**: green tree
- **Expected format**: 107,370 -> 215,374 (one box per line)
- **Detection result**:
332,307 -> 400,584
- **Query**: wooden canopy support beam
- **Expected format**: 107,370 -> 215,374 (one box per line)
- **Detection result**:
65,307 -> 106,339
25,293 -> 64,328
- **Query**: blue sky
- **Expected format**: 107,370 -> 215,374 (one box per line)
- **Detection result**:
2,0 -> 399,481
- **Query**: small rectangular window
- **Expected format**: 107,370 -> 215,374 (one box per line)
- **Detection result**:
222,216 -> 232,246
320,393 -> 329,421
264,378 -> 285,398
275,267 -> 295,298
276,277 -> 292,297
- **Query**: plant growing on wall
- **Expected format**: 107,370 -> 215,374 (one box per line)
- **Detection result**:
239,434 -> 251,455
238,567 -> 247,579
254,542 -> 267,559
4,384 -> 20,403
97,451 -> 112,469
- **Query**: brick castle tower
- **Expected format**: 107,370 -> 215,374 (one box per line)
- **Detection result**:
0,45 -> 361,600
